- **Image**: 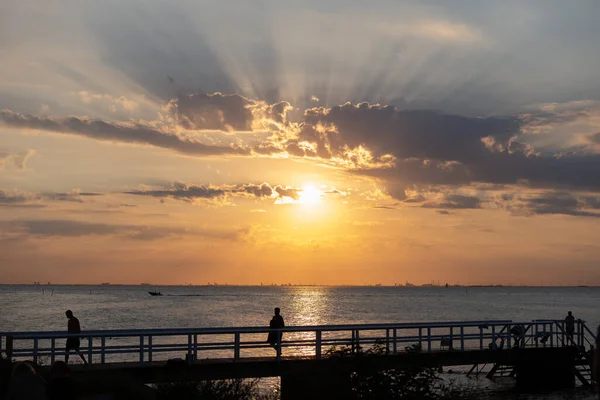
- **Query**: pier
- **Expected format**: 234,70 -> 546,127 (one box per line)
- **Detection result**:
1,319 -> 596,399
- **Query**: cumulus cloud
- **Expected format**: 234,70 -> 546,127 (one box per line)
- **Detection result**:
5,94 -> 600,199
1,219 -> 245,241
0,110 -> 249,156
274,185 -> 300,200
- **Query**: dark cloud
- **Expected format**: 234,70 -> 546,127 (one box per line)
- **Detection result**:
0,189 -> 103,207
44,192 -> 103,203
168,93 -> 292,132
274,186 -> 300,200
125,182 -> 226,202
0,190 -> 39,205
422,194 -> 482,210
125,182 -> 297,203
289,102 -> 600,195
1,219 -> 244,241
299,103 -> 519,162
498,192 -> 600,218
0,110 -> 249,156
236,183 -> 274,198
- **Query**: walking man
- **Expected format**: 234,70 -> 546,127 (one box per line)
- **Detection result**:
267,308 -> 285,356
65,310 -> 87,364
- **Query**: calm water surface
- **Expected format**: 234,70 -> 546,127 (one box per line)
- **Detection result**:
1,285 -> 598,399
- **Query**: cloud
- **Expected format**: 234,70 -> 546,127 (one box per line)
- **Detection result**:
421,194 -> 482,210
125,182 -> 227,203
0,110 -> 249,156
289,101 -> 600,195
0,190 -> 41,206
1,219 -> 245,241
0,189 -> 103,207
0,150 -> 35,170
236,183 -> 275,198
274,185 -> 300,200
168,92 -> 292,132
497,192 -> 600,218
124,182 -> 300,203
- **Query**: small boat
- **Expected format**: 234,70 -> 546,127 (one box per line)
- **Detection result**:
148,291 -> 163,296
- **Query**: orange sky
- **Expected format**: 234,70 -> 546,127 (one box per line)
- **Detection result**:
2,1 -> 600,285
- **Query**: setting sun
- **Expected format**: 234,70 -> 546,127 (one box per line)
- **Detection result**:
298,185 -> 322,205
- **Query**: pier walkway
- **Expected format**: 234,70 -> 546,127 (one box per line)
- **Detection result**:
1,319 -> 597,397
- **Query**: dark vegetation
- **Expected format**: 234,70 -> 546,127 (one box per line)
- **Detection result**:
155,379 -> 278,400
325,342 -> 481,400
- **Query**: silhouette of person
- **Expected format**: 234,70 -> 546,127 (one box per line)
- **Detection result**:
565,311 -> 575,343
65,310 -> 87,365
267,307 -> 285,356
510,324 -> 525,348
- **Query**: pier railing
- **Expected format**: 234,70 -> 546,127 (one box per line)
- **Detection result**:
0,319 -> 595,366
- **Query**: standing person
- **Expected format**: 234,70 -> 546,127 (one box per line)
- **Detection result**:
565,311 -> 575,344
267,308 -> 285,356
65,310 -> 87,365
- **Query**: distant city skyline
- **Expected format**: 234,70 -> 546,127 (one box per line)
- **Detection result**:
2,1 -> 600,285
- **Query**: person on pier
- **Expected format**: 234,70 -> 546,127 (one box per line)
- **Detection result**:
564,311 -> 575,343
65,310 -> 87,365
267,307 -> 285,356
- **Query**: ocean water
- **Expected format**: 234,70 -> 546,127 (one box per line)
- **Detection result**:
1,285 -> 598,399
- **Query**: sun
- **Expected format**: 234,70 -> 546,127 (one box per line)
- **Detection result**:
298,185 -> 322,205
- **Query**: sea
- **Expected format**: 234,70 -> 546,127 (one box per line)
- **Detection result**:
1,285 -> 598,399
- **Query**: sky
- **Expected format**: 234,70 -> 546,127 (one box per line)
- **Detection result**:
2,0 -> 600,285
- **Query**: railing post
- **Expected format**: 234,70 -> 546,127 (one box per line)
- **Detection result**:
418,328 -> 423,350
194,334 -> 198,361
460,327 -> 464,351
491,325 -> 496,349
148,336 -> 152,363
506,324 -> 511,349
234,332 -> 240,360
535,324 -> 539,348
33,338 -> 38,364
316,330 -> 322,360
393,328 -> 397,355
276,330 -> 282,362
450,327 -> 454,350
351,330 -> 356,353
51,338 -> 56,364
6,336 -> 13,361
355,330 -> 360,353
386,329 -> 390,354
139,336 -> 144,365
479,327 -> 483,350
101,337 -> 106,364
427,327 -> 432,352
187,334 -> 192,365
88,336 -> 93,365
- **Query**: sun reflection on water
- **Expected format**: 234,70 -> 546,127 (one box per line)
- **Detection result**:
286,286 -> 331,356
